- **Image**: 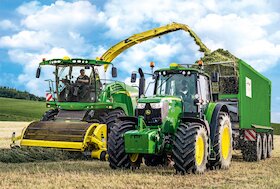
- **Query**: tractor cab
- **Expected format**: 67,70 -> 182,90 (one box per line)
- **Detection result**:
36,57 -> 117,103
153,63 -> 211,115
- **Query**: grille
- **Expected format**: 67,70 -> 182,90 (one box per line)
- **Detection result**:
136,103 -> 162,125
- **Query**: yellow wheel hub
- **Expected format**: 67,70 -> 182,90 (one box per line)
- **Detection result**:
195,135 -> 205,166
221,125 -> 230,160
129,153 -> 139,163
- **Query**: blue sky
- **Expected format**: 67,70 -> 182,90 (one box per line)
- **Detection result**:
0,0 -> 279,122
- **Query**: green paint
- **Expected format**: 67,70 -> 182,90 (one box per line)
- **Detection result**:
205,102 -> 217,124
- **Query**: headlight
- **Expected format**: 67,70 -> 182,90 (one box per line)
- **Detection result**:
137,103 -> 146,109
150,102 -> 162,109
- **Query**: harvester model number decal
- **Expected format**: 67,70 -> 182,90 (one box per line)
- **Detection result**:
244,130 -> 256,141
246,77 -> 252,98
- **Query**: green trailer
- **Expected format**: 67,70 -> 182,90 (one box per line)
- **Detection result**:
207,59 -> 272,161
108,59 -> 272,173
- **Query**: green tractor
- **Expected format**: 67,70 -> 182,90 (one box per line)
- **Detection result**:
108,60 -> 272,173
12,57 -> 138,160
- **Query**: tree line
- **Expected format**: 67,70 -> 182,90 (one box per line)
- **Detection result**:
0,86 -> 45,101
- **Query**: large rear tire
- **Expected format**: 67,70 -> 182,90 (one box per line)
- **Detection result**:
172,122 -> 209,174
209,112 -> 232,169
107,120 -> 135,169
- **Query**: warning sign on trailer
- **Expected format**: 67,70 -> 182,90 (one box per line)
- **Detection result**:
246,77 -> 252,98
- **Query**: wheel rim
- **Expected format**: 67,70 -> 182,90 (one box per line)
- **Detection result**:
221,125 -> 231,160
129,153 -> 139,163
195,135 -> 205,166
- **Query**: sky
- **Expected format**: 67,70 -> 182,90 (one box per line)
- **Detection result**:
0,0 -> 279,122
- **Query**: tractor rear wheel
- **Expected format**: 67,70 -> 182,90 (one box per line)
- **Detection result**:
209,112 -> 232,169
262,134 -> 268,159
242,133 -> 262,161
41,109 -> 59,121
107,120 -> 135,169
172,122 -> 209,174
267,133 -> 273,158
106,109 -> 125,134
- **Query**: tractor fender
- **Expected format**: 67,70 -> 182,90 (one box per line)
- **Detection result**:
209,104 -> 229,143
181,117 -> 210,135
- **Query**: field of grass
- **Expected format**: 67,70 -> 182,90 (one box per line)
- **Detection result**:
0,121 -> 279,188
0,97 -> 48,121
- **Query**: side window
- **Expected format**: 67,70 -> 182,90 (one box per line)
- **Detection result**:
199,75 -> 210,104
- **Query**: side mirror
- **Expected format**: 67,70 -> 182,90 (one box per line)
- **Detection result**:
36,67 -> 41,78
131,72 -> 137,83
112,67 -> 117,78
211,72 -> 220,82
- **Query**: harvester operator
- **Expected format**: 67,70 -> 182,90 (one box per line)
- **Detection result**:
77,69 -> 90,84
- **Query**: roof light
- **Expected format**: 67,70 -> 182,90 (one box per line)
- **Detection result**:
42,58 -> 46,61
170,63 -> 179,69
63,56 -> 70,60
198,60 -> 203,66
150,61 -> 155,68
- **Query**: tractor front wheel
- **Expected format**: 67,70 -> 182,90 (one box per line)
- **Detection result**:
107,120 -> 135,169
172,122 -> 209,174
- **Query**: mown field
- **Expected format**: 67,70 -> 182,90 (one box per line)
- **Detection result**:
1,98 -> 280,188
0,122 -> 279,189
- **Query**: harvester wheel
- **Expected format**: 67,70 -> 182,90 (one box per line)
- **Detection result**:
242,133 -> 262,161
267,133 -> 273,158
209,112 -> 232,169
106,109 -> 125,134
41,109 -> 58,121
172,122 -> 209,174
108,120 -> 135,169
261,134 -> 268,159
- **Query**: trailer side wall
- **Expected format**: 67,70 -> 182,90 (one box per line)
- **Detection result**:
238,60 -> 271,129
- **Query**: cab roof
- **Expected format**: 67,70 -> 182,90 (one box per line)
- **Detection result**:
39,57 -> 111,66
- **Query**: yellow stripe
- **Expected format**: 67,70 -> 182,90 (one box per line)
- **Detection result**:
20,140 -> 84,151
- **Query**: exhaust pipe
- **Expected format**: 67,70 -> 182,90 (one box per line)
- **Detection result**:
138,68 -> 145,97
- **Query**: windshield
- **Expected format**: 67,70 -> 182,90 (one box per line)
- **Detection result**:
56,65 -> 102,102
155,73 -> 197,112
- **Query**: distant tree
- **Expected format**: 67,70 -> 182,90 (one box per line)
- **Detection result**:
0,86 -> 45,101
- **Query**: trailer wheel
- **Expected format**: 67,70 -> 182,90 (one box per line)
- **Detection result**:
107,120 -> 135,169
172,122 -> 209,174
242,133 -> 262,161
106,109 -> 125,134
267,133 -> 273,158
209,112 -> 232,169
261,134 -> 268,159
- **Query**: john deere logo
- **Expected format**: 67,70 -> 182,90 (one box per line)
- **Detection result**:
145,110 -> 151,115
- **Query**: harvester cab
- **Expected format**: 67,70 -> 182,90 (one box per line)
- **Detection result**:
12,57 -> 138,160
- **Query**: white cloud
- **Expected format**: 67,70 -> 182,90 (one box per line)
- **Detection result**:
0,20 -> 19,31
20,1 -> 105,33
1,0 -> 280,97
